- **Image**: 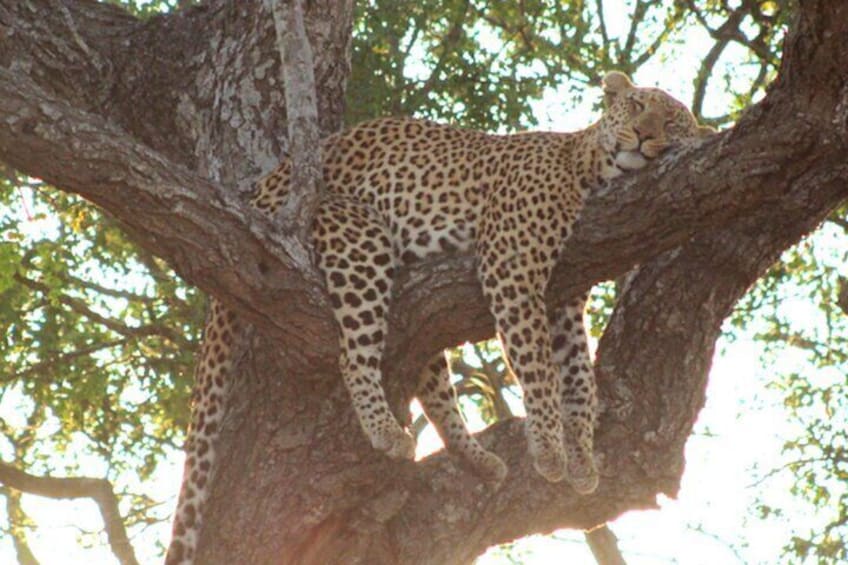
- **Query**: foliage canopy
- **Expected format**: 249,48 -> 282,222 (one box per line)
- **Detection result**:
2,0 -> 847,563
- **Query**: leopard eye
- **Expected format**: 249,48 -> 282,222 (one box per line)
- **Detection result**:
628,99 -> 644,115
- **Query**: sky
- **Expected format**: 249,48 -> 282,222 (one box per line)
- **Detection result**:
1,1 -> 837,564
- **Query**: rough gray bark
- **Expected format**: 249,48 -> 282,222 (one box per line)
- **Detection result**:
0,1 -> 847,563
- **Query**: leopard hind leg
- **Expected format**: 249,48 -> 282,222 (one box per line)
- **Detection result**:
313,197 -> 415,460
416,352 -> 507,484
550,294 -> 599,494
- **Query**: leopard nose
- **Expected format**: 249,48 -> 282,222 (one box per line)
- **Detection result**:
633,124 -> 655,142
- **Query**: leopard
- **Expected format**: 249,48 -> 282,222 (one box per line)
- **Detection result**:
165,71 -> 714,564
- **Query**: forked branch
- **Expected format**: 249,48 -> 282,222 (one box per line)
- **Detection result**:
0,461 -> 138,565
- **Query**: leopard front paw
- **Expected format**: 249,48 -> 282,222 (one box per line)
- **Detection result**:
472,450 -> 508,486
371,426 -> 416,460
531,445 -> 567,483
566,452 -> 598,494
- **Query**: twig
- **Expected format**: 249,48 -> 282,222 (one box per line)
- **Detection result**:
745,457 -> 823,489
0,461 -> 139,565
622,0 -> 648,61
595,0 -> 610,48
407,0 -> 471,111
838,277 -> 848,316
828,214 -> 848,233
14,273 -> 192,348
690,4 -> 748,119
1,486 -> 40,565
686,522 -> 746,563
5,339 -> 129,383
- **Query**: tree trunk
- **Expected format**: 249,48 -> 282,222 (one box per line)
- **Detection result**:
1,1 -> 847,563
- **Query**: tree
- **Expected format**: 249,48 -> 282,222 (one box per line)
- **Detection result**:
1,0 -> 847,563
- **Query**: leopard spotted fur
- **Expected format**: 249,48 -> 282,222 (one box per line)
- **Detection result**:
165,72 -> 713,564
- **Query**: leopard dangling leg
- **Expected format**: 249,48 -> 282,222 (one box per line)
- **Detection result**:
491,290 -> 566,483
476,254 -> 567,482
166,299 -> 239,565
550,294 -> 599,494
416,352 -> 507,484
476,204 -> 568,483
312,197 -> 415,460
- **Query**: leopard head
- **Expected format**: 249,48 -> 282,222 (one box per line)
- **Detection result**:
598,71 -> 715,171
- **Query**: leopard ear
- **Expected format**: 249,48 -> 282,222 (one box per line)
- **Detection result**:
602,71 -> 634,107
697,124 -> 717,137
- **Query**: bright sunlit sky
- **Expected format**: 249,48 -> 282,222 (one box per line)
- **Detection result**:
1,2 -> 833,564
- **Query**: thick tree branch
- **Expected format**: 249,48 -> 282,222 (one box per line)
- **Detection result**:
198,4 -> 848,562
289,145 -> 847,563
1,0 -> 848,562
0,65 -> 332,351
1,0 -> 355,364
0,462 -> 138,565
4,52 -> 844,381
585,525 -> 627,565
